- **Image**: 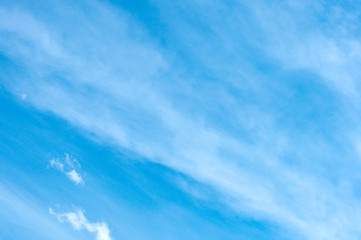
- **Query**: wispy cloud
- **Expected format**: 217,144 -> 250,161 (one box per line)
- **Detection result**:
2,0 -> 361,239
50,159 -> 64,171
49,208 -> 111,240
247,0 -> 361,98
49,154 -> 84,185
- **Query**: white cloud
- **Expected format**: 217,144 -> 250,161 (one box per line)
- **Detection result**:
49,154 -> 84,185
66,170 -> 84,185
49,159 -> 64,171
49,208 -> 111,240
2,0 -> 361,239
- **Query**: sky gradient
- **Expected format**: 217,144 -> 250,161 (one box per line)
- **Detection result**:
1,0 -> 361,239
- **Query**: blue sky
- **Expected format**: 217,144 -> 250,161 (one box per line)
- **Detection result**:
1,0 -> 361,239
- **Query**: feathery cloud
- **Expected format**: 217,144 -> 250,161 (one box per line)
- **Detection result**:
49,154 -> 84,185
2,0 -> 361,239
49,208 -> 111,240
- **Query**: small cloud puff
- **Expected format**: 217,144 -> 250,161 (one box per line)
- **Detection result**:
49,207 -> 111,240
66,170 -> 84,185
50,159 -> 64,171
49,153 -> 84,185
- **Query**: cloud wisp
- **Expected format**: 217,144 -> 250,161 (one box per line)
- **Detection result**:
49,154 -> 84,185
2,0 -> 361,239
49,208 -> 111,240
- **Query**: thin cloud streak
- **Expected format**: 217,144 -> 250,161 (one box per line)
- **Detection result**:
0,183 -> 79,240
2,0 -> 361,239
